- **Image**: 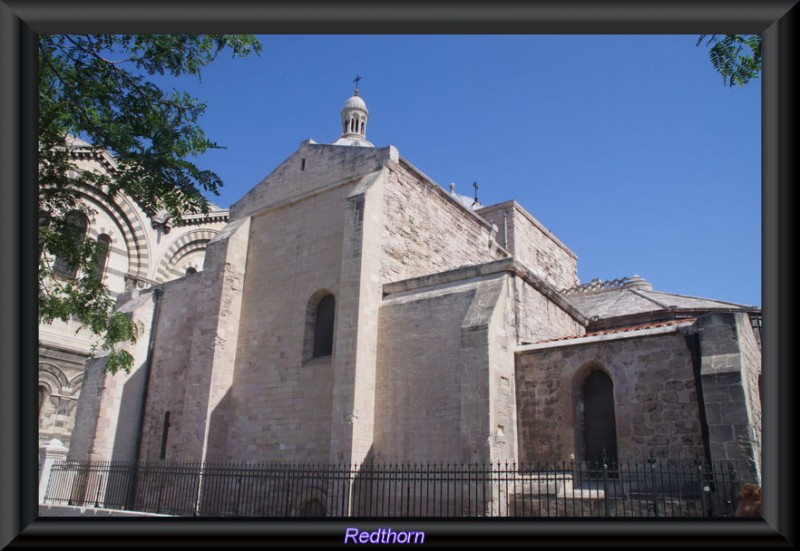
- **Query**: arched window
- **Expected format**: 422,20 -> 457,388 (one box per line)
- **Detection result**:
304,292 -> 336,362
38,385 -> 49,416
53,211 -> 88,278
185,267 -> 197,275
313,295 -> 335,358
94,234 -> 111,282
583,370 -> 618,465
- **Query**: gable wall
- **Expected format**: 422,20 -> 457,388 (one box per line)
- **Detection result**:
380,161 -> 507,284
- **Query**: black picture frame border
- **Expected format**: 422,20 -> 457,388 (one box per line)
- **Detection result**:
1,1 -> 795,548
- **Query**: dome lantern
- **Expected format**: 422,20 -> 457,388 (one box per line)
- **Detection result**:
332,76 -> 374,147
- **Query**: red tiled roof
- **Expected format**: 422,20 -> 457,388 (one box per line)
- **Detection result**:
533,318 -> 697,345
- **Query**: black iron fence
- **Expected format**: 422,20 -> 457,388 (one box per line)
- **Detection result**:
43,458 -> 740,518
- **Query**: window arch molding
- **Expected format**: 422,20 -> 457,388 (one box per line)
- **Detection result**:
38,362 -> 67,396
303,289 -> 336,362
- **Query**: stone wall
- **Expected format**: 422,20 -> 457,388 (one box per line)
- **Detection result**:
697,313 -> 762,483
374,284 -> 471,461
136,218 -> 250,463
65,356 -> 106,461
327,172 -> 386,468
479,201 -> 578,291
515,330 -> 704,464
134,277 -> 205,462
374,272 -> 515,463
515,278 -> 585,343
737,314 -> 762,482
375,278 -> 479,461
380,160 -> 506,284
68,290 -> 157,463
475,274 -> 518,463
225,183 -> 356,463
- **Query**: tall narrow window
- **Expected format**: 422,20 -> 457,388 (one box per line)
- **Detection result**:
583,371 -> 618,465
94,234 -> 111,282
160,411 -> 171,460
53,211 -> 88,278
758,373 -> 762,405
313,295 -> 335,358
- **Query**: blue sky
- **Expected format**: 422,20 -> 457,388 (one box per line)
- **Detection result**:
164,35 -> 760,307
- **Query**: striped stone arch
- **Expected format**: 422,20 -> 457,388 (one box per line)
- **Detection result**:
68,181 -> 151,283
38,362 -> 69,397
69,372 -> 85,394
155,228 -> 219,282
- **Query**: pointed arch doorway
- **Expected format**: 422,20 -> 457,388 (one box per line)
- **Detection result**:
583,370 -> 618,465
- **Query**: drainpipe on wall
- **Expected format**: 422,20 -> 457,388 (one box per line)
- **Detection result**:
684,327 -> 713,466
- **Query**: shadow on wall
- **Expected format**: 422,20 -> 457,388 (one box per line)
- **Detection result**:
205,387 -> 233,464
111,363 -> 147,463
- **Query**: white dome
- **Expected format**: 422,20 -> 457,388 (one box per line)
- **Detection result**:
343,94 -> 368,112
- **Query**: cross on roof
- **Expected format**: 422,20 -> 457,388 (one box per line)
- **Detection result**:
353,75 -> 362,91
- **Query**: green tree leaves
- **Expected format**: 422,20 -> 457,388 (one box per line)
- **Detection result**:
38,34 -> 261,373
697,34 -> 761,87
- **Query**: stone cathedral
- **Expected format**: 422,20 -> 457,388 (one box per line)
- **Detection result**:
65,88 -> 762,485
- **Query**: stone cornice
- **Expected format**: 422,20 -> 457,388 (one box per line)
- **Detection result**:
177,210 -> 230,226
517,318 -> 696,352
382,257 -> 588,325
